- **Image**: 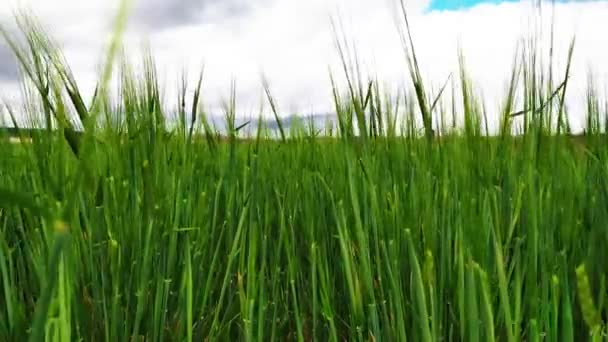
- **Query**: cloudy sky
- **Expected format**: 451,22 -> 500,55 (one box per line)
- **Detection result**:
1,0 -> 607,131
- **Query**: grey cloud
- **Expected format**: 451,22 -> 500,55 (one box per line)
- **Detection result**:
0,42 -> 20,82
132,0 -> 255,30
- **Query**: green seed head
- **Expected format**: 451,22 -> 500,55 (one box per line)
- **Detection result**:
576,264 -> 602,330
53,220 -> 68,233
423,249 -> 435,286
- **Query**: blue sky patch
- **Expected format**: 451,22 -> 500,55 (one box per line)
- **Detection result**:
428,0 -> 520,11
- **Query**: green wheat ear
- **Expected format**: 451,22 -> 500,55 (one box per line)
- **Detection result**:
575,264 -> 603,332
423,249 -> 435,287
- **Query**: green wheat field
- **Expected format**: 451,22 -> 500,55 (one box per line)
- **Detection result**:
1,2 -> 608,341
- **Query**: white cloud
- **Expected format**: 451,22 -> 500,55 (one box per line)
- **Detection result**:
1,0 -> 607,132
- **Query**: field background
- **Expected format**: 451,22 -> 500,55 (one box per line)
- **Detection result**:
1,2 -> 608,341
